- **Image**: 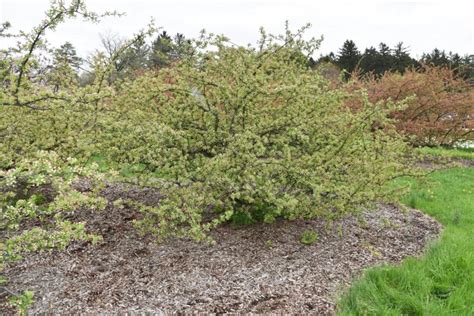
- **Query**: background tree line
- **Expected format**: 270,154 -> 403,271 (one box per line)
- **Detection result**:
50,30 -> 193,85
313,39 -> 473,80
47,33 -> 473,87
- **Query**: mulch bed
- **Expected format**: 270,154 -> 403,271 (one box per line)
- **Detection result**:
416,156 -> 474,169
1,183 -> 442,315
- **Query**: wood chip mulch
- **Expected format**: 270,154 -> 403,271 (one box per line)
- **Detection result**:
416,156 -> 474,169
1,183 -> 442,315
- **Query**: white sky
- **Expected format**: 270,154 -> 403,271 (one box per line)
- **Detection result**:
0,0 -> 473,59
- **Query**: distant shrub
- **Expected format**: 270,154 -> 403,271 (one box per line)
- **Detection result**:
347,66 -> 474,147
314,61 -> 342,85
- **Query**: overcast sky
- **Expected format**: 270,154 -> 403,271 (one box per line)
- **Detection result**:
1,0 -> 473,59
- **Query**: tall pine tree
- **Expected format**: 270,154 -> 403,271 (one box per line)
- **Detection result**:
336,40 -> 361,78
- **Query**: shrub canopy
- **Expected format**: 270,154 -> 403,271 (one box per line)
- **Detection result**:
103,27 -> 415,241
1,10 -> 415,244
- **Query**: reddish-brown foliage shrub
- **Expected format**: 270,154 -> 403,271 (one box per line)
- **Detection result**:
346,66 -> 474,146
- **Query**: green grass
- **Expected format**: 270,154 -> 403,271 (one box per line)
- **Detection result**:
417,146 -> 474,160
337,167 -> 474,315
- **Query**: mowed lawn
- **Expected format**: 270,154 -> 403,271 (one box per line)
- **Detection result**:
338,165 -> 474,315
417,146 -> 474,160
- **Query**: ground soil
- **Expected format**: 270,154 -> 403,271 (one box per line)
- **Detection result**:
416,156 -> 474,169
1,181 -> 442,315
